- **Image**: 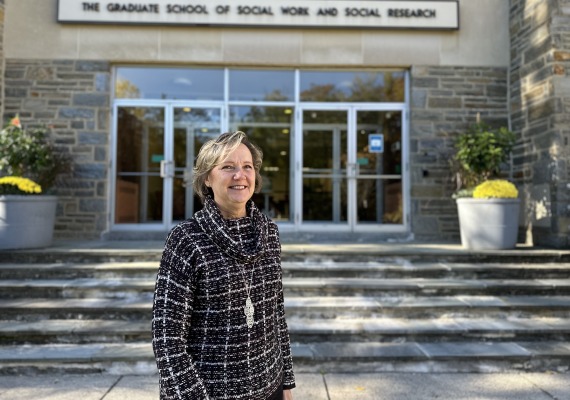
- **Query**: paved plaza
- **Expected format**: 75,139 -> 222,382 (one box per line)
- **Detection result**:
0,372 -> 570,399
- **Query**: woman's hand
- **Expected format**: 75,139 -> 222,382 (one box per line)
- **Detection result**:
283,389 -> 293,400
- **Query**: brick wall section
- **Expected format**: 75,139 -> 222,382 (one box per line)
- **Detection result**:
510,0 -> 570,247
3,59 -> 111,239
410,66 -> 509,241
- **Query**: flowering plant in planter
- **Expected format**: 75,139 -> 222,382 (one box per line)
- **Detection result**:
451,119 -> 516,198
0,115 -> 72,250
0,176 -> 42,195
0,115 -> 71,193
452,119 -> 520,249
473,179 -> 518,199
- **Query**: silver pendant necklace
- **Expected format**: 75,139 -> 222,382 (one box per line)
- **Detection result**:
240,263 -> 255,329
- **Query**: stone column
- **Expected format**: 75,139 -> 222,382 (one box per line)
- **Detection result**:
510,0 -> 570,248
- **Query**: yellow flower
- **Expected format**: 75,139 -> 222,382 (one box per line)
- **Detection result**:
0,176 -> 42,194
473,180 -> 518,199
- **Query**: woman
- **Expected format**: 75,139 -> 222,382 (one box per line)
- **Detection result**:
152,131 -> 295,399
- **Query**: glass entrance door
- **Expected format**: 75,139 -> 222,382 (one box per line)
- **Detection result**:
170,106 -> 222,223
113,104 -> 222,229
114,103 -> 405,232
115,106 -> 165,225
299,107 -> 405,230
353,110 -> 403,226
301,109 -> 348,224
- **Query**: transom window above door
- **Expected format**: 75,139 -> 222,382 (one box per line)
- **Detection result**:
115,67 -> 405,103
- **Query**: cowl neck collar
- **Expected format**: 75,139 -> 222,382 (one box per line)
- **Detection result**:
194,196 -> 269,263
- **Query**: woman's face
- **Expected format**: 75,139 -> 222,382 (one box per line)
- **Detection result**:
206,143 -> 256,218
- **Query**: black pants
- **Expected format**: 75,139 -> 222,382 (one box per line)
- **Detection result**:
267,376 -> 284,400
267,385 -> 283,400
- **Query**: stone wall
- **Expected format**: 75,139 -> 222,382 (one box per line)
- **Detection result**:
410,66 -> 509,241
3,59 -> 111,239
510,0 -> 570,248
0,0 -> 5,116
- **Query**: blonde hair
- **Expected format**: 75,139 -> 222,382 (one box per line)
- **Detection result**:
193,131 -> 263,203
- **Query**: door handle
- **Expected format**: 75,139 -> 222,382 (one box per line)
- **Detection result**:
160,160 -> 175,178
347,163 -> 358,178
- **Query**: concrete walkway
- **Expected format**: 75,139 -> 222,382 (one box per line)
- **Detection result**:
0,372 -> 569,399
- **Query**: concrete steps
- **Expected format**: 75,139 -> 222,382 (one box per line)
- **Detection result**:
2,262 -> 570,280
1,316 -> 570,345
2,246 -> 569,264
0,245 -> 569,374
2,295 -> 570,320
0,341 -> 569,375
2,277 -> 570,299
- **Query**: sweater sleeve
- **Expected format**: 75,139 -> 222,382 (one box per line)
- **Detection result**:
272,224 -> 296,390
152,225 -> 210,399
277,280 -> 296,390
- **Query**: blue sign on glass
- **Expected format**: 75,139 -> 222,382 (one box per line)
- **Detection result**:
369,134 -> 384,153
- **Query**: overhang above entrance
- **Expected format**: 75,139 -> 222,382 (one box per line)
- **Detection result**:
58,0 -> 459,30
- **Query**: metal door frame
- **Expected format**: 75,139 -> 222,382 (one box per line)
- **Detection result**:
111,100 -> 225,231
295,103 -> 409,233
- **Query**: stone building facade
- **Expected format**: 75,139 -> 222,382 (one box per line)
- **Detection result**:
3,60 -> 111,237
410,66 -> 509,241
0,0 -> 567,247
0,0 -> 4,115
509,0 -> 570,248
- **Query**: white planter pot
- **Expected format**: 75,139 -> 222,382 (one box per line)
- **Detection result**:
0,195 -> 57,250
456,198 -> 520,250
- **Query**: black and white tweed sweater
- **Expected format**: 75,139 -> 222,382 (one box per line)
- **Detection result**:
152,196 -> 295,399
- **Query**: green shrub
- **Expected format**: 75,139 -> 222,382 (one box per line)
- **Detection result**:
453,121 -> 515,193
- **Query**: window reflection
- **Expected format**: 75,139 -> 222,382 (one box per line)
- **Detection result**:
115,107 -> 165,223
230,106 -> 293,221
357,179 -> 402,224
300,71 -> 405,102
173,107 -> 221,220
115,67 -> 405,103
229,69 -> 295,101
115,67 -> 224,100
302,110 -> 348,223
355,111 -> 403,224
